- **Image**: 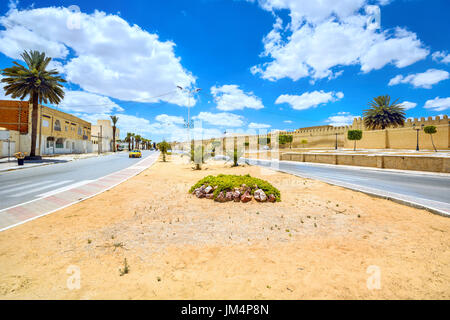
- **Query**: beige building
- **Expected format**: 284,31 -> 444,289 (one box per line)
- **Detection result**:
0,100 -> 92,157
91,119 -> 120,153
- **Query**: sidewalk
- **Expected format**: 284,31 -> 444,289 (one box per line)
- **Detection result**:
0,152 -> 159,231
0,151 -> 120,173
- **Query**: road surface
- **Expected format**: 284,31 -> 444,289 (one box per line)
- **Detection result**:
246,158 -> 450,215
0,150 -> 155,210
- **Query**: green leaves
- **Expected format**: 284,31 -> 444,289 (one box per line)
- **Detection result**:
189,174 -> 281,201
347,130 -> 362,141
423,125 -> 437,135
363,95 -> 406,130
1,50 -> 66,105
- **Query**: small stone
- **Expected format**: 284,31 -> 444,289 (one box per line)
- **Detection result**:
241,191 -> 252,203
233,190 -> 241,202
225,191 -> 234,202
205,193 -> 214,199
204,186 -> 213,194
195,190 -> 205,198
268,194 -> 276,203
254,189 -> 267,202
215,191 -> 226,202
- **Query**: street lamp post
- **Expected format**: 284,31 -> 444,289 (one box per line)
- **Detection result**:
335,133 -> 338,150
177,86 -> 201,143
412,123 -> 424,151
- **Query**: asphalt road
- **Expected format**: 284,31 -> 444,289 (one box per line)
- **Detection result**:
0,150 -> 155,210
246,158 -> 450,215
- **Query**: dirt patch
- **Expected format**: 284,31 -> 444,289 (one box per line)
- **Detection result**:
0,155 -> 448,299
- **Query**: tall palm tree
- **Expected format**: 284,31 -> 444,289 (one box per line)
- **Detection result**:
110,115 -> 119,152
1,50 -> 66,157
134,135 -> 142,150
131,133 -> 135,150
363,95 -> 406,130
125,132 -> 132,151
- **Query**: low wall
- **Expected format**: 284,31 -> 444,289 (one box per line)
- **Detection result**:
280,152 -> 450,173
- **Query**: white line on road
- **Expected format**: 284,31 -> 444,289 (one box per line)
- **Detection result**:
9,180 -> 73,198
36,180 -> 95,198
0,180 -> 31,191
0,180 -> 55,194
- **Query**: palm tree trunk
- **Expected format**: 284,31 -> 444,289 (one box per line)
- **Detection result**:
128,140 -> 130,151
431,135 -> 437,152
112,127 -> 116,152
30,92 -> 39,157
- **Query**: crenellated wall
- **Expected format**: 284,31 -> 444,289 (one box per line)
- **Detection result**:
174,115 -> 449,151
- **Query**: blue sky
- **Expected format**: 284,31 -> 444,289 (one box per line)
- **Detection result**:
0,0 -> 449,142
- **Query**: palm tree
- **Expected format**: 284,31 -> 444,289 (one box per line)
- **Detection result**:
134,135 -> 142,150
110,115 -> 119,152
131,133 -> 135,150
363,95 -> 406,130
125,132 -> 132,151
1,50 -> 66,158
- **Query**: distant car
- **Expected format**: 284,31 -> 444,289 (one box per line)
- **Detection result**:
129,150 -> 142,158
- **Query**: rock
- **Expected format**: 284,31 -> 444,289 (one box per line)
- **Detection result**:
195,190 -> 205,198
205,193 -> 214,199
225,191 -> 234,202
204,186 -> 213,194
268,194 -> 276,203
241,191 -> 252,203
215,191 -> 226,202
233,190 -> 241,202
254,189 -> 267,202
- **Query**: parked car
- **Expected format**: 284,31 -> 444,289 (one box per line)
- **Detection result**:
129,150 -> 142,158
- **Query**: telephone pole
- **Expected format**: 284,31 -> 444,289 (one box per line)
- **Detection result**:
177,86 -> 201,144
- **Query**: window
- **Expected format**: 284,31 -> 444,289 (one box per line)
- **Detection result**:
66,141 -> 70,149
42,120 -> 49,127
65,126 -> 68,132
54,120 -> 61,131
56,138 -> 64,148
78,126 -> 82,135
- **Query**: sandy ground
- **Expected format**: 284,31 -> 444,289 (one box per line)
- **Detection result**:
0,154 -> 449,299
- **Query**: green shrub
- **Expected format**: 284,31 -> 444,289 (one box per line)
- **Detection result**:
347,130 -> 363,151
189,174 -> 281,201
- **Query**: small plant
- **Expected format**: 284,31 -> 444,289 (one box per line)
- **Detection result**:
190,144 -> 211,170
14,152 -> 27,159
157,140 -> 171,162
157,276 -> 161,282
347,130 -> 363,151
423,125 -> 437,152
300,139 -> 308,148
189,174 -> 281,201
226,146 -> 244,167
119,258 -> 129,276
279,134 -> 293,149
87,239 -> 92,244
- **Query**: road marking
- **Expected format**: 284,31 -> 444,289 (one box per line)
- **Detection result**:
0,180 -> 31,191
0,180 -> 54,194
9,180 -> 73,198
36,180 -> 95,198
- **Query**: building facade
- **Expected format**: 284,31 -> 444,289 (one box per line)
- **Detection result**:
0,100 -> 92,157
91,119 -> 120,153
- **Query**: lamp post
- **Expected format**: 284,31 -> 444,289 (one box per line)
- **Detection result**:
177,86 -> 201,143
335,132 -> 338,150
412,123 -> 424,151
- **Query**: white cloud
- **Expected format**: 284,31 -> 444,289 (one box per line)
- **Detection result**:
325,112 -> 357,126
248,122 -> 271,129
424,97 -> 450,112
56,90 -> 124,114
388,69 -> 449,88
283,120 -> 293,123
250,1 -> 429,81
400,101 -> 417,110
155,114 -> 185,125
0,7 -> 195,106
193,112 -> 244,127
432,51 -> 450,64
275,90 -> 343,110
211,85 -> 264,111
